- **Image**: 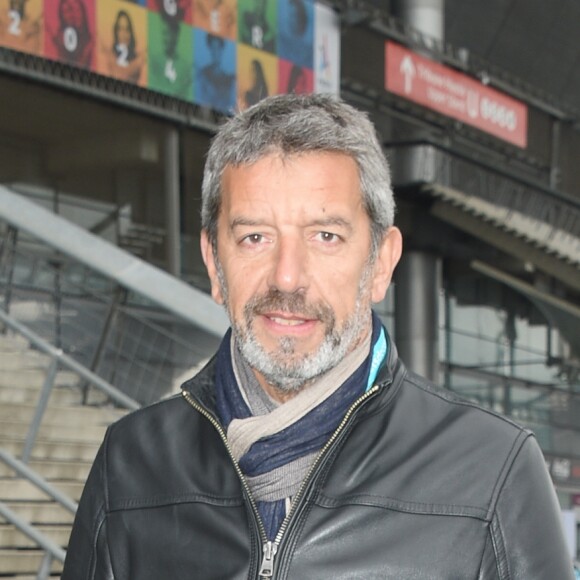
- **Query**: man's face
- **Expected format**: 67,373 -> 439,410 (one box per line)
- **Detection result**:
201,152 -> 401,398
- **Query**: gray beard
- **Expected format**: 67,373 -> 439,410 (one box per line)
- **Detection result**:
216,259 -> 374,393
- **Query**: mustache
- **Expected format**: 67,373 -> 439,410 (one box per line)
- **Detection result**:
244,288 -> 335,325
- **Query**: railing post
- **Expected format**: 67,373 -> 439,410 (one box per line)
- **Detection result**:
0,225 -> 18,317
22,357 -> 59,464
83,285 -> 127,404
37,552 -> 53,580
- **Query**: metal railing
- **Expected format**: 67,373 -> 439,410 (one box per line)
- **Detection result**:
0,323 -> 158,576
0,307 -> 140,460
0,501 -> 66,578
0,243 -> 219,404
0,449 -> 78,578
0,186 -> 229,575
0,308 -> 138,579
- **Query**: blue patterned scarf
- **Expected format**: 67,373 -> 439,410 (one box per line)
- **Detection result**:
215,313 -> 387,539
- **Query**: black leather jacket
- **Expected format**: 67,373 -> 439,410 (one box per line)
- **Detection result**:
63,342 -> 574,579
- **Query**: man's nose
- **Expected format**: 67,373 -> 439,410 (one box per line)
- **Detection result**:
269,236 -> 308,294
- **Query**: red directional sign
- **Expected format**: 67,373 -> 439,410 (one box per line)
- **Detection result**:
385,41 -> 528,148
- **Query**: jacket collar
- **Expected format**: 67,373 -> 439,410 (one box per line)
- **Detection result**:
181,320 -> 404,414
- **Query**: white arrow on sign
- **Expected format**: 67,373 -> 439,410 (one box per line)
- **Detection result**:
400,55 -> 416,93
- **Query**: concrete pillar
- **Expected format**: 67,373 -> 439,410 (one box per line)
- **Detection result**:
396,0 -> 444,42
393,0 -> 445,382
395,251 -> 441,381
165,128 -> 181,277
392,0 -> 445,185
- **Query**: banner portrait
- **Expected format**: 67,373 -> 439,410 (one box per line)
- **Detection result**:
278,59 -> 312,94
147,0 -> 191,25
237,43 -> 277,109
148,10 -> 193,99
0,0 -> 43,56
193,28 -> 236,113
238,0 -> 276,54
96,0 -> 148,86
192,0 -> 237,41
44,0 -> 96,69
277,0 -> 313,69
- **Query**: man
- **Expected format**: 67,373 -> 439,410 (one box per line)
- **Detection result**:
63,94 -> 573,579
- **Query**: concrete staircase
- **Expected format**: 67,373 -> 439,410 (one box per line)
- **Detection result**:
0,331 -> 129,577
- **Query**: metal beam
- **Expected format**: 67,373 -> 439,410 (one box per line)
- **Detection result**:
0,186 -> 229,336
431,201 -> 580,292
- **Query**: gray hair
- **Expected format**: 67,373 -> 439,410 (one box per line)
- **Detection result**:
201,93 -> 395,255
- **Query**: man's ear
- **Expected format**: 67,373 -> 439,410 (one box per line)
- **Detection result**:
371,226 -> 403,303
200,229 -> 225,305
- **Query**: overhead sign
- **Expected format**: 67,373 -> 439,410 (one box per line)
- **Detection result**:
385,41 -> 528,148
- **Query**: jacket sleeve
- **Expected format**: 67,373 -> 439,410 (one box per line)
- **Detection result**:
483,434 -> 574,580
62,437 -> 115,580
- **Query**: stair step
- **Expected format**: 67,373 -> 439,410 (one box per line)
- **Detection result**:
0,350 -> 51,369
0,327 -> 139,577
0,402 -> 127,426
0,369 -> 81,391
0,478 -> 84,502
0,384 -> 111,406
0,459 -> 92,481
0,576 -> 60,580
3,502 -> 75,525
0,549 -> 63,574
0,523 -> 70,548
1,437 -> 100,462
0,419 -> 107,443
0,332 -> 30,352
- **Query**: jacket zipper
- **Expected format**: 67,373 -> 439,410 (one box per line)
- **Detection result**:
181,390 -> 271,550
182,384 -> 381,579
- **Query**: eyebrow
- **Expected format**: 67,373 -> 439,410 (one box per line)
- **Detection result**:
230,217 -> 267,230
307,217 -> 354,236
230,216 -> 353,232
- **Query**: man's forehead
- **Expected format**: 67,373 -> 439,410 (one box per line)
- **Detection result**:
220,153 -> 361,202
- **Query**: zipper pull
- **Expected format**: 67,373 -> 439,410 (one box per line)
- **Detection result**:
259,541 -> 278,577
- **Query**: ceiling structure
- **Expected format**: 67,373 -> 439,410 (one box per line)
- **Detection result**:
445,0 -> 580,114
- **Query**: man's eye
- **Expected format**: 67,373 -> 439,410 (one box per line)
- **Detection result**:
317,232 -> 338,243
241,233 -> 264,244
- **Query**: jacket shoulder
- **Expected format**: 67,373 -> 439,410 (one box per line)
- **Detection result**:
337,366 -> 538,520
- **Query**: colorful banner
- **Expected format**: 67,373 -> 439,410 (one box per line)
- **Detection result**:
0,0 -> 340,113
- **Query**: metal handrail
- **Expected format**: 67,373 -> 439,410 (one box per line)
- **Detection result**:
0,306 -> 140,465
0,449 -> 77,514
0,310 -> 131,576
0,448 -> 73,578
0,185 -> 229,337
0,501 -> 66,562
0,450 -> 72,575
0,307 -> 140,411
